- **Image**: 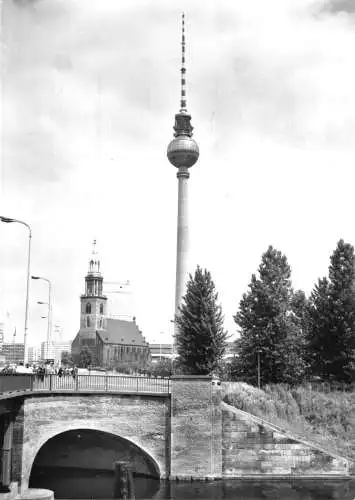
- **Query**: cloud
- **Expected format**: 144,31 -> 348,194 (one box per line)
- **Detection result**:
191,0 -> 355,151
2,0 -> 355,344
325,0 -> 355,14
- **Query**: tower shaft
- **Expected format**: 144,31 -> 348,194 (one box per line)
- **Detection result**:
175,168 -> 190,316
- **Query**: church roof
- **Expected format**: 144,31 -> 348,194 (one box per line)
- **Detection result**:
97,318 -> 147,346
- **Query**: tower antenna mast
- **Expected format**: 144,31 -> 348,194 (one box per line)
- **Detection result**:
180,13 -> 187,113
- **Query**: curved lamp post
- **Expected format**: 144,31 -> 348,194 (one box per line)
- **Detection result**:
32,276 -> 52,361
0,216 -> 32,364
257,349 -> 262,389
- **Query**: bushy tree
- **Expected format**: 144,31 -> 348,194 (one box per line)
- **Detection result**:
233,246 -> 307,386
306,277 -> 331,377
79,346 -> 93,368
61,351 -> 74,366
175,266 -> 228,375
307,240 -> 355,382
291,289 -> 309,333
149,358 -> 172,377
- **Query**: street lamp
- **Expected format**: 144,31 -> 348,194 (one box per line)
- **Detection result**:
159,332 -> 164,361
170,319 -> 176,374
257,349 -> 262,389
0,216 -> 32,364
32,276 -> 52,361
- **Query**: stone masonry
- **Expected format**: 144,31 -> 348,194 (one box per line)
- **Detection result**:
170,375 -> 222,479
19,393 -> 170,493
222,402 -> 350,476
0,376 -> 352,499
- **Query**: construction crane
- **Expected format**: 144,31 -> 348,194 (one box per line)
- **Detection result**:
104,280 -> 133,318
103,280 -> 131,294
53,324 -> 63,342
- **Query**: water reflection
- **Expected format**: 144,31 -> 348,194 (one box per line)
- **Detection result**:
30,468 -> 355,500
159,479 -> 355,500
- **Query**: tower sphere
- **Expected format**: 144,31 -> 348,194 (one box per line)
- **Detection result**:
167,135 -> 199,168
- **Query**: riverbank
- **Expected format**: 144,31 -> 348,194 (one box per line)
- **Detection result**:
222,382 -> 355,472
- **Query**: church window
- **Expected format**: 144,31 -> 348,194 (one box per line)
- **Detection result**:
86,303 -> 91,314
99,318 -> 102,328
87,317 -> 91,327
100,304 -> 104,314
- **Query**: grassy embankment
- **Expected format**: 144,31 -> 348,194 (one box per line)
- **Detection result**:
223,382 -> 355,470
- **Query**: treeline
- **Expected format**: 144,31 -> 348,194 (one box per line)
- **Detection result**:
232,240 -> 355,385
175,240 -> 355,385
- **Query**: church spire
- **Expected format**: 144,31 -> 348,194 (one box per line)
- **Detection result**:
88,239 -> 100,275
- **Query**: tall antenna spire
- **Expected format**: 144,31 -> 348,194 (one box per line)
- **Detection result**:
180,12 -> 187,113
167,13 -> 199,349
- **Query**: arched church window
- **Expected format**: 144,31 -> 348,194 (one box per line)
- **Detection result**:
100,304 -> 104,314
86,303 -> 91,314
87,317 -> 91,327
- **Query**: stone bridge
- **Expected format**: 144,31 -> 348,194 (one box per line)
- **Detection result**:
0,375 -> 351,499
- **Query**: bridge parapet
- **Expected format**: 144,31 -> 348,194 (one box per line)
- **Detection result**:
0,374 -> 170,396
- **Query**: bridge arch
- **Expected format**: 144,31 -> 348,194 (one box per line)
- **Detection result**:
20,394 -> 170,492
28,428 -> 160,498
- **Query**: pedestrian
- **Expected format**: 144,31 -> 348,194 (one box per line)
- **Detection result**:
37,366 -> 45,382
58,367 -> 63,378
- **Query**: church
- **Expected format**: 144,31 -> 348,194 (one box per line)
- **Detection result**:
71,243 -> 151,371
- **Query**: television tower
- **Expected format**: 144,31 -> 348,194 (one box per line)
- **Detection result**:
167,13 -> 199,325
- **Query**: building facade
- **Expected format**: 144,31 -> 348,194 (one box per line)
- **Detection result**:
148,341 -> 237,363
41,341 -> 71,364
0,343 -> 25,364
149,343 -> 173,362
71,242 -> 151,370
96,318 -> 150,371
27,346 -> 41,364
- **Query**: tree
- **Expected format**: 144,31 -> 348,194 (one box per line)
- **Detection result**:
79,346 -> 93,368
233,246 -> 307,385
291,289 -> 309,332
175,266 -> 228,375
149,358 -> 173,377
307,240 -> 355,382
61,351 -> 74,366
306,277 -> 331,378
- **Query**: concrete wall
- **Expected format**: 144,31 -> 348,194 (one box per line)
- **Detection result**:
222,402 -> 350,476
19,393 -> 170,492
170,376 -> 222,479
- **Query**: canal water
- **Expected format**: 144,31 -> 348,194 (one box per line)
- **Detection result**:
30,467 -> 355,499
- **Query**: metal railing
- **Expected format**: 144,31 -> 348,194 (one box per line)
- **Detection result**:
0,374 -> 34,394
0,374 -> 171,395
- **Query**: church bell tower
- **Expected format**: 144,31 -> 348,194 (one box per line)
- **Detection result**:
80,240 -> 107,333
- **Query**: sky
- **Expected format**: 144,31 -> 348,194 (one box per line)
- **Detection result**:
1,0 -> 355,347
